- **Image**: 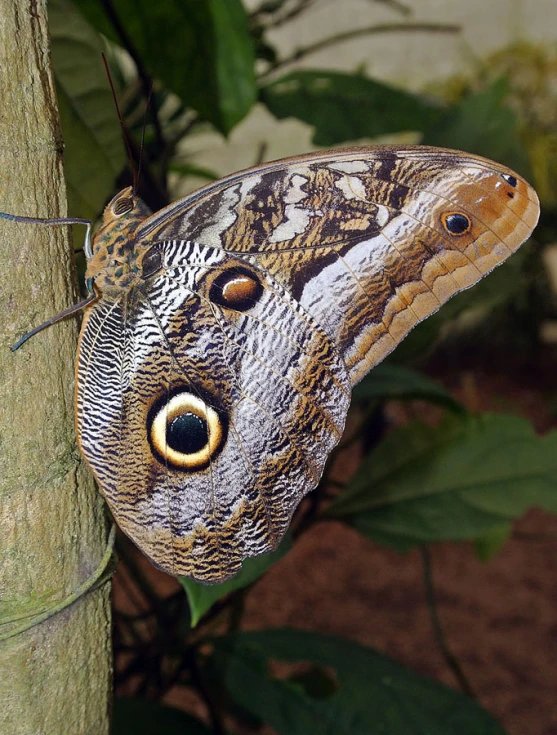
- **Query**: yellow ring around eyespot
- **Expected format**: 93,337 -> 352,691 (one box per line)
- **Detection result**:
440,211 -> 472,237
150,393 -> 222,469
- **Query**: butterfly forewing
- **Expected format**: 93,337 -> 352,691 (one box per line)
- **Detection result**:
76,146 -> 539,582
138,146 -> 539,383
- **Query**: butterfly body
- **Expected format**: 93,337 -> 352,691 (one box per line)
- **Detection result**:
75,146 -> 539,582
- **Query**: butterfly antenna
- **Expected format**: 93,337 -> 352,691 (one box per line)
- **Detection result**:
11,291 -> 98,352
136,81 -> 154,190
102,52 -> 138,192
0,212 -> 93,258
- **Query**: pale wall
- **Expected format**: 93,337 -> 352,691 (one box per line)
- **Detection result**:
177,0 -> 557,193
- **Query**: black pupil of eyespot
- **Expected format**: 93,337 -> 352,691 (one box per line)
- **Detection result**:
503,174 -> 518,187
166,412 -> 208,454
446,213 -> 470,234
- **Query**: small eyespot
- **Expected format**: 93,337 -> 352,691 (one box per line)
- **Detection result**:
441,212 -> 471,236
112,197 -> 134,216
502,173 -> 518,188
148,392 -> 224,470
209,268 -> 263,311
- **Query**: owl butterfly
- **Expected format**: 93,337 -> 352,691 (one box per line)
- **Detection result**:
14,146 -> 540,583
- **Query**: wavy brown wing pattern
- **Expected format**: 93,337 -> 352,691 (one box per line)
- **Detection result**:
140,146 -> 540,383
77,146 -> 540,583
77,241 -> 351,581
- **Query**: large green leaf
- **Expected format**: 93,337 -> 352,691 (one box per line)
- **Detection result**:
75,0 -> 257,135
260,70 -> 443,146
423,78 -> 530,176
354,364 -> 465,414
213,629 -> 507,734
181,536 -> 291,627
111,698 -> 211,735
49,0 -> 125,220
327,414 -> 557,550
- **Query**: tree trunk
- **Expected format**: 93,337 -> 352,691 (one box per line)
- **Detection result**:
0,1 -> 112,733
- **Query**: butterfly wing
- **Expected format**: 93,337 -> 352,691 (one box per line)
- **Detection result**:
77,242 -> 350,581
78,146 -> 539,582
138,146 -> 540,383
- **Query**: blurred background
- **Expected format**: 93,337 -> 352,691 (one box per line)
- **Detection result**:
48,1 -> 557,733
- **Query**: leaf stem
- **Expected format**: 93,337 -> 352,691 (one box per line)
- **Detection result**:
419,545 -> 476,699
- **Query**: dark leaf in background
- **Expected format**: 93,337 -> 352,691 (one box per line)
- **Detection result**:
327,414 -> 557,555
111,698 -> 212,735
213,629 -> 507,734
49,0 -> 125,220
181,536 -> 292,626
75,0 -> 257,135
354,363 -> 465,414
260,70 -> 443,145
423,78 -> 530,176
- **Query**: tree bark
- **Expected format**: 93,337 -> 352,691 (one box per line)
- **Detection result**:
0,1 -> 112,733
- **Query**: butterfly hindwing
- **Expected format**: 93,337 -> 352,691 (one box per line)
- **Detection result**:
77,240 -> 350,580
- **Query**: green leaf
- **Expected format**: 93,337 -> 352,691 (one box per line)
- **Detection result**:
473,523 -> 512,562
354,364 -> 465,414
181,536 -> 292,627
327,414 -> 557,550
260,70 -> 443,146
75,0 -> 257,135
423,78 -> 530,176
213,629 -> 507,734
111,698 -> 211,735
49,0 -> 125,220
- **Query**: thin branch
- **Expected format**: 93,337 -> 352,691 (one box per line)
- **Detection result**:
370,0 -> 412,16
162,111 -> 202,176
251,0 -> 317,30
261,22 -> 461,78
420,546 -> 476,699
252,0 -> 411,31
115,535 -> 174,626
156,650 -> 193,698
189,652 -> 226,735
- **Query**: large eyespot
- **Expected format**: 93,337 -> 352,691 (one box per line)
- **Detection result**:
148,391 -> 225,470
441,212 -> 472,236
209,268 -> 263,311
112,196 -> 134,217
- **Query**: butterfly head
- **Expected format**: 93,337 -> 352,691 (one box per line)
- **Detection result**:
86,187 -> 153,295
